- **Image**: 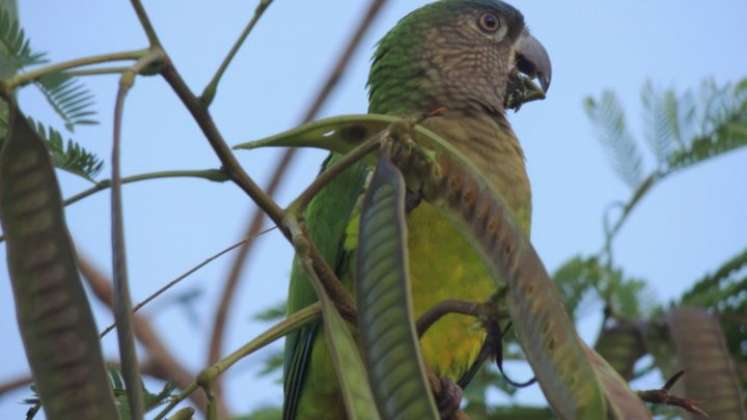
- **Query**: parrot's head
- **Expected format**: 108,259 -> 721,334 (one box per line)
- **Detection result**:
368,0 -> 551,115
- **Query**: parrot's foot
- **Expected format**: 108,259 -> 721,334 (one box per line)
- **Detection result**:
436,377 -> 463,420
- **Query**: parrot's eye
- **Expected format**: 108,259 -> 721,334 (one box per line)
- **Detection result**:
478,13 -> 500,33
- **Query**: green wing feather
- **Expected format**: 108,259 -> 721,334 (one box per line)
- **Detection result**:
282,155 -> 369,419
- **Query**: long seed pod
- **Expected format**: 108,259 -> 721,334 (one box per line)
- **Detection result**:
0,101 -> 119,419
356,154 -> 439,420
668,307 -> 746,420
594,323 -> 646,381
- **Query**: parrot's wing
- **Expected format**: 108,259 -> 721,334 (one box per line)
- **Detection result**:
283,154 -> 369,420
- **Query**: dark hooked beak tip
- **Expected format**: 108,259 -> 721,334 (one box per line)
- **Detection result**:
516,30 -> 552,93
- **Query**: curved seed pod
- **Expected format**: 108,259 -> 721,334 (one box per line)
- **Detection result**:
583,345 -> 651,419
391,149 -> 649,419
0,103 -> 118,419
640,321 -> 678,379
668,307 -> 746,420
321,292 -> 382,420
594,323 -> 646,381
356,156 -> 439,420
234,114 -> 396,153
289,223 -> 381,420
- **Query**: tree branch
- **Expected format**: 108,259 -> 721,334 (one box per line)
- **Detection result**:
205,0 -> 390,372
129,0 -> 162,47
0,169 -> 227,244
416,299 -> 507,338
200,0 -> 274,106
0,374 -> 32,396
159,62 -> 288,234
5,49 -> 147,89
637,370 -> 708,417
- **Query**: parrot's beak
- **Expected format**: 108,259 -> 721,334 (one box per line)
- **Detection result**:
505,30 -> 552,111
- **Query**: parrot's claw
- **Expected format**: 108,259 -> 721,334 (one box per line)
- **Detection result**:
436,377 -> 464,420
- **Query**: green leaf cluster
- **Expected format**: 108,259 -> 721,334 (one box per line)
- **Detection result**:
0,4 -> 101,181
584,78 -> 747,188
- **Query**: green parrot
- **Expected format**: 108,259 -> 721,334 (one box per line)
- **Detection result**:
283,1 -> 551,418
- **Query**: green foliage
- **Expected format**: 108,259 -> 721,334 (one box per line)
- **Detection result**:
251,301 -> 286,381
35,72 -> 98,131
640,80 -> 692,162
584,92 -> 645,188
553,256 -> 601,318
586,79 -> 747,190
26,117 -> 103,181
108,367 -> 177,420
257,351 -> 284,379
0,5 -> 46,74
553,256 -> 653,320
252,300 -> 287,323
0,3 -> 101,182
681,247 -> 747,308
666,79 -> 747,171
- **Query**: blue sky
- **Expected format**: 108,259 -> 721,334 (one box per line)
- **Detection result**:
1,1 -> 746,418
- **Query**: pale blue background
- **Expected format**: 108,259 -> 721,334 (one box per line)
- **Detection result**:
1,1 -> 746,418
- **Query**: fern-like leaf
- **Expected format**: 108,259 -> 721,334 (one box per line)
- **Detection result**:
26,118 -> 103,182
0,5 -> 98,131
584,91 -> 645,188
0,5 -> 47,73
681,247 -> 747,309
666,78 -> 747,171
35,72 -> 98,131
641,81 -> 697,163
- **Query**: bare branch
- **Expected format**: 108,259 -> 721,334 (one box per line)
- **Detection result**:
129,0 -> 162,47
201,0 -> 275,106
0,374 -> 32,396
205,0 -> 390,371
637,370 -> 709,417
160,63 -> 288,233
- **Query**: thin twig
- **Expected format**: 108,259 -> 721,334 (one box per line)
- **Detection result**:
5,49 -> 147,89
65,169 -> 227,207
0,374 -> 32,396
99,226 -> 277,338
153,303 -> 321,420
129,0 -> 162,47
637,370 -> 709,417
200,0 -> 274,106
416,299 -> 507,337
601,171 -> 661,259
160,63 -> 288,234
77,254 -> 219,414
0,169 -> 226,244
66,66 -> 132,77
205,0 -> 390,370
111,54 -> 162,420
